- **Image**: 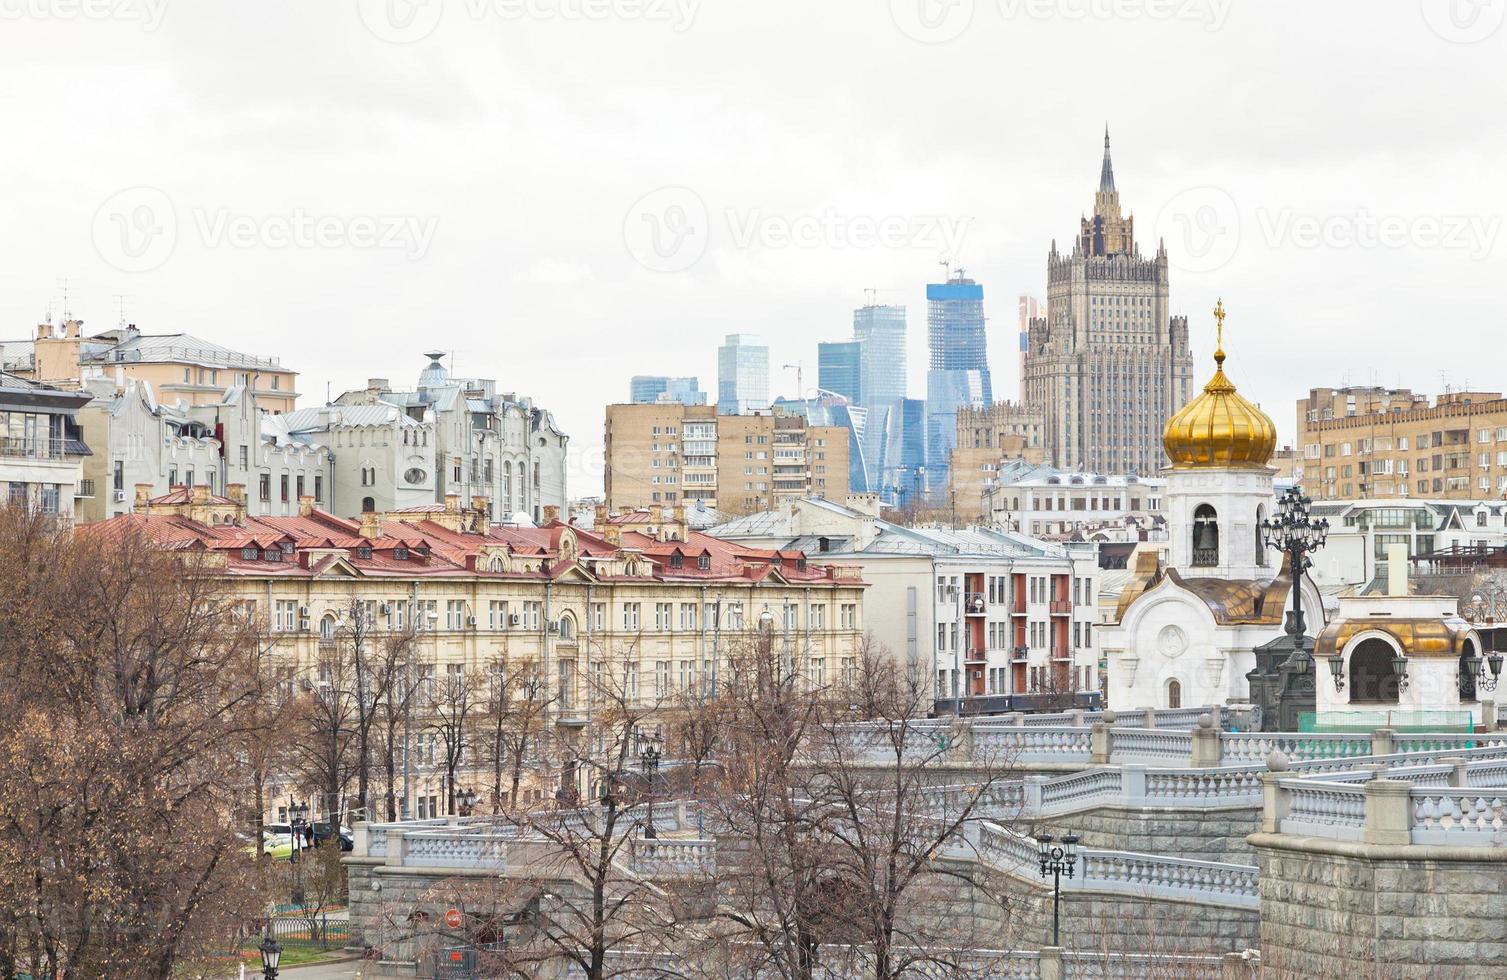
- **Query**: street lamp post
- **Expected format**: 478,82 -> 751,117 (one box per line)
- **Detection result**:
258,930 -> 282,980
287,799 -> 309,907
640,743 -> 661,839
1036,833 -> 1079,947
1259,487 -> 1330,657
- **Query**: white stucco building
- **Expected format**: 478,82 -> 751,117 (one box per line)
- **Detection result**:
1099,312 -> 1325,710
707,494 -> 1102,710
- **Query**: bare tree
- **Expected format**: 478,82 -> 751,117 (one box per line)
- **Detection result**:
477,655 -> 554,813
376,625 -> 422,821
696,633 -> 1021,980
0,508 -> 272,978
483,642 -> 685,980
296,636 -> 361,823
426,663 -> 483,816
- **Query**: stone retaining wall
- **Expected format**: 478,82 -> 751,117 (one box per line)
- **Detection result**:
1033,804 -> 1260,863
934,862 -> 1260,956
1252,834 -> 1507,979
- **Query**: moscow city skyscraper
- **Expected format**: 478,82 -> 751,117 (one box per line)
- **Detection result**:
717,334 -> 770,415
924,269 -> 991,494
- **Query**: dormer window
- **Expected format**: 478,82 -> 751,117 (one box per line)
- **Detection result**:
670,552 -> 684,569
772,555 -> 783,568
797,557 -> 808,571
697,554 -> 710,570
241,546 -> 258,560
356,546 -> 373,560
264,549 -> 282,563
394,546 -> 409,560
280,542 -> 294,556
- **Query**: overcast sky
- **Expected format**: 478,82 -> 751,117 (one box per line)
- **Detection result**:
2,0 -> 1504,495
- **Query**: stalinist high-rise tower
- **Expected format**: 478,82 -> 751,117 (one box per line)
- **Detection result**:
1022,130 -> 1194,475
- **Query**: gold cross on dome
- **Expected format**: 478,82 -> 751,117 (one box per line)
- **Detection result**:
1213,298 -> 1226,353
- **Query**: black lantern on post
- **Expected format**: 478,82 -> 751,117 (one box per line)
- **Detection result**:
640,744 -> 661,839
1036,832 -> 1079,948
1327,654 -> 1346,692
1260,487 -> 1330,652
1392,654 -> 1411,694
1249,487 -> 1332,731
1486,653 -> 1505,693
259,931 -> 282,980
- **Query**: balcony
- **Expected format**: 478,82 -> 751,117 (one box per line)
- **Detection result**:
1051,647 -> 1072,661
0,437 -> 66,461
75,479 -> 95,499
964,647 -> 987,664
1050,600 -> 1072,616
1011,645 -> 1029,662
964,592 -> 987,615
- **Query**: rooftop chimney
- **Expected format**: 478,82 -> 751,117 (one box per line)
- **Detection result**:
1387,542 -> 1408,597
359,512 -> 382,540
134,483 -> 153,509
543,505 -> 560,525
298,494 -> 316,518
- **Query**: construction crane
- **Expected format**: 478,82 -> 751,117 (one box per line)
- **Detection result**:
783,361 -> 804,401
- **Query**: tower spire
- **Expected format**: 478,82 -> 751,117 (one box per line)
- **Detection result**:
1099,125 -> 1115,193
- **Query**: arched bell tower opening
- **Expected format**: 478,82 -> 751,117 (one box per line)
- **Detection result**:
1192,505 -> 1219,567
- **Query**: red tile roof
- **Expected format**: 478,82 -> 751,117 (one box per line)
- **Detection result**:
77,512 -> 863,587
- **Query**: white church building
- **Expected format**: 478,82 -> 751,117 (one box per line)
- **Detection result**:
1100,309 -> 1324,710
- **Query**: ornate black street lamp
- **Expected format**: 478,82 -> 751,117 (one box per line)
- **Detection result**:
1036,833 -> 1079,947
640,744 -> 661,839
259,931 -> 282,979
1260,487 -> 1329,653
287,799 -> 310,907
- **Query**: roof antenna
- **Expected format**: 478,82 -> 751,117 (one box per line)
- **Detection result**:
57,277 -> 72,321
114,294 -> 128,329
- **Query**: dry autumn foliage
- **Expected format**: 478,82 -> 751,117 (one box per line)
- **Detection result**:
0,508 -> 274,978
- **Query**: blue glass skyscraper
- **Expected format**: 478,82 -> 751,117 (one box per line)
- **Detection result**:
817,341 -> 862,403
629,375 -> 706,405
924,270 -> 991,497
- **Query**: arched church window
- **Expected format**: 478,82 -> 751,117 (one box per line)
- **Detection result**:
1192,505 -> 1219,567
1167,679 -> 1182,709
362,496 -> 376,514
1349,638 -> 1400,703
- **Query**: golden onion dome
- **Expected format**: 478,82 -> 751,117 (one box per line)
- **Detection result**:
1162,300 -> 1277,470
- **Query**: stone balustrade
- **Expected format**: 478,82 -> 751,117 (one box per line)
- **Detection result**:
1108,728 -> 1195,764
965,821 -> 1261,911
629,837 -> 716,876
1265,754 -> 1507,846
1217,732 -> 1372,765
1409,789 -> 1507,844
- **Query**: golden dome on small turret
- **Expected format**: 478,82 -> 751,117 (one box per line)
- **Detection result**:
1162,300 -> 1277,470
